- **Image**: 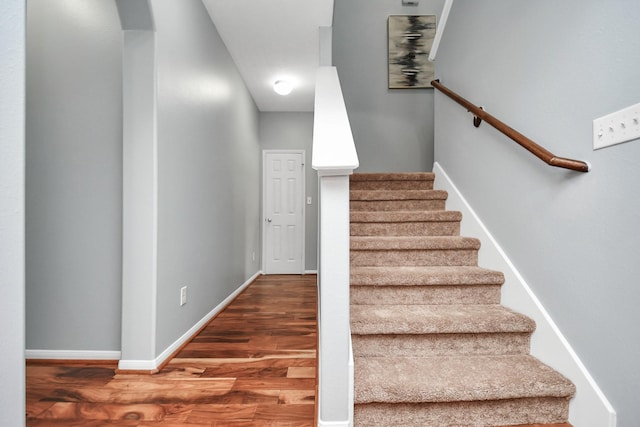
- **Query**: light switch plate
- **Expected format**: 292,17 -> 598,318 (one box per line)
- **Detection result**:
593,102 -> 640,150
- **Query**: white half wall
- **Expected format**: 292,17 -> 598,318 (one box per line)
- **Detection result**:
433,162 -> 616,427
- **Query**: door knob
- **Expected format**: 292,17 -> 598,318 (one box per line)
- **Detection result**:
267,218 -> 272,223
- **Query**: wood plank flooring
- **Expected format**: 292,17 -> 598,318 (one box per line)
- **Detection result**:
26,274 -> 318,426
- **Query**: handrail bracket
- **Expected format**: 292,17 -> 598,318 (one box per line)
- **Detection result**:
473,107 -> 484,128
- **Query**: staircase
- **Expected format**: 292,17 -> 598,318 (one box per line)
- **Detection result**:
350,172 -> 575,427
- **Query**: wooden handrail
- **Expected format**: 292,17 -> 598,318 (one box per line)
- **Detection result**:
313,66 -> 356,425
431,80 -> 590,172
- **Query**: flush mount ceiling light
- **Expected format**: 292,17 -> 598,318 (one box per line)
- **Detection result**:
273,80 -> 293,96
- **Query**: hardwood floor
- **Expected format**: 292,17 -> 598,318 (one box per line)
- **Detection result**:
27,274 -> 318,426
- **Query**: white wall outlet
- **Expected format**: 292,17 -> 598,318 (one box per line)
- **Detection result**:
307,196 -> 312,205
593,102 -> 640,150
252,251 -> 256,261
180,286 -> 187,306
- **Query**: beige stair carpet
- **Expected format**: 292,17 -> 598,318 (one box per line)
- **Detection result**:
350,172 -> 575,427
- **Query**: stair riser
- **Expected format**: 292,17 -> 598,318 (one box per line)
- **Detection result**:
350,285 -> 501,305
354,397 -> 571,427
352,333 -> 531,357
350,266 -> 505,288
351,200 -> 446,211
350,181 -> 434,191
350,249 -> 478,267
349,171 -> 574,426
351,222 -> 460,236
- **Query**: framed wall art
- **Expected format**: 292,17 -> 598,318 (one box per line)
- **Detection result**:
388,15 -> 436,89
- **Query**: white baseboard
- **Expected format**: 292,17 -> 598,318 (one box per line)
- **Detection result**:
304,269 -> 318,274
117,270 -> 262,372
116,358 -> 156,371
318,421 -> 350,427
25,349 -> 121,360
433,162 -> 616,427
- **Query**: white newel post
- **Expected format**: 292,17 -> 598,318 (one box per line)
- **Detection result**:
313,67 -> 359,427
317,173 -> 353,426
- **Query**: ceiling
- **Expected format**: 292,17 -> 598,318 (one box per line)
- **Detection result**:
203,0 -> 334,113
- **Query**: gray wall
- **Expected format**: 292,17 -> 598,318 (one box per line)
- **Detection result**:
332,0 -> 445,172
259,112 -> 318,271
26,0 -> 123,351
25,0 -> 262,360
0,0 -> 25,423
153,0 -> 261,354
434,1 -> 640,425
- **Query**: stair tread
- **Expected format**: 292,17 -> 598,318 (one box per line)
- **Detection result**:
351,235 -> 480,250
351,266 -> 504,286
351,304 -> 535,335
354,354 -> 576,404
350,189 -> 448,201
351,210 -> 462,223
350,171 -> 575,424
351,172 -> 435,182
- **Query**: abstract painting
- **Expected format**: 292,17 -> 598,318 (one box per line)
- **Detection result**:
388,15 -> 436,89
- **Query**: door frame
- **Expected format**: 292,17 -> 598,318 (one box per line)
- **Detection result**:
261,149 -> 306,274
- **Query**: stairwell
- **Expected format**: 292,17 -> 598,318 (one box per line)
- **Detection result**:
350,172 -> 575,427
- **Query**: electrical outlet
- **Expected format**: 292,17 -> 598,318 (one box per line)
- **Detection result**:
180,286 -> 187,306
252,251 -> 256,261
593,102 -> 640,150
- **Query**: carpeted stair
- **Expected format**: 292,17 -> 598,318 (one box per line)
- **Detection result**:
350,172 -> 575,427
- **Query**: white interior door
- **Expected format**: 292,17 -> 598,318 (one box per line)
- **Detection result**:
263,151 -> 305,274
